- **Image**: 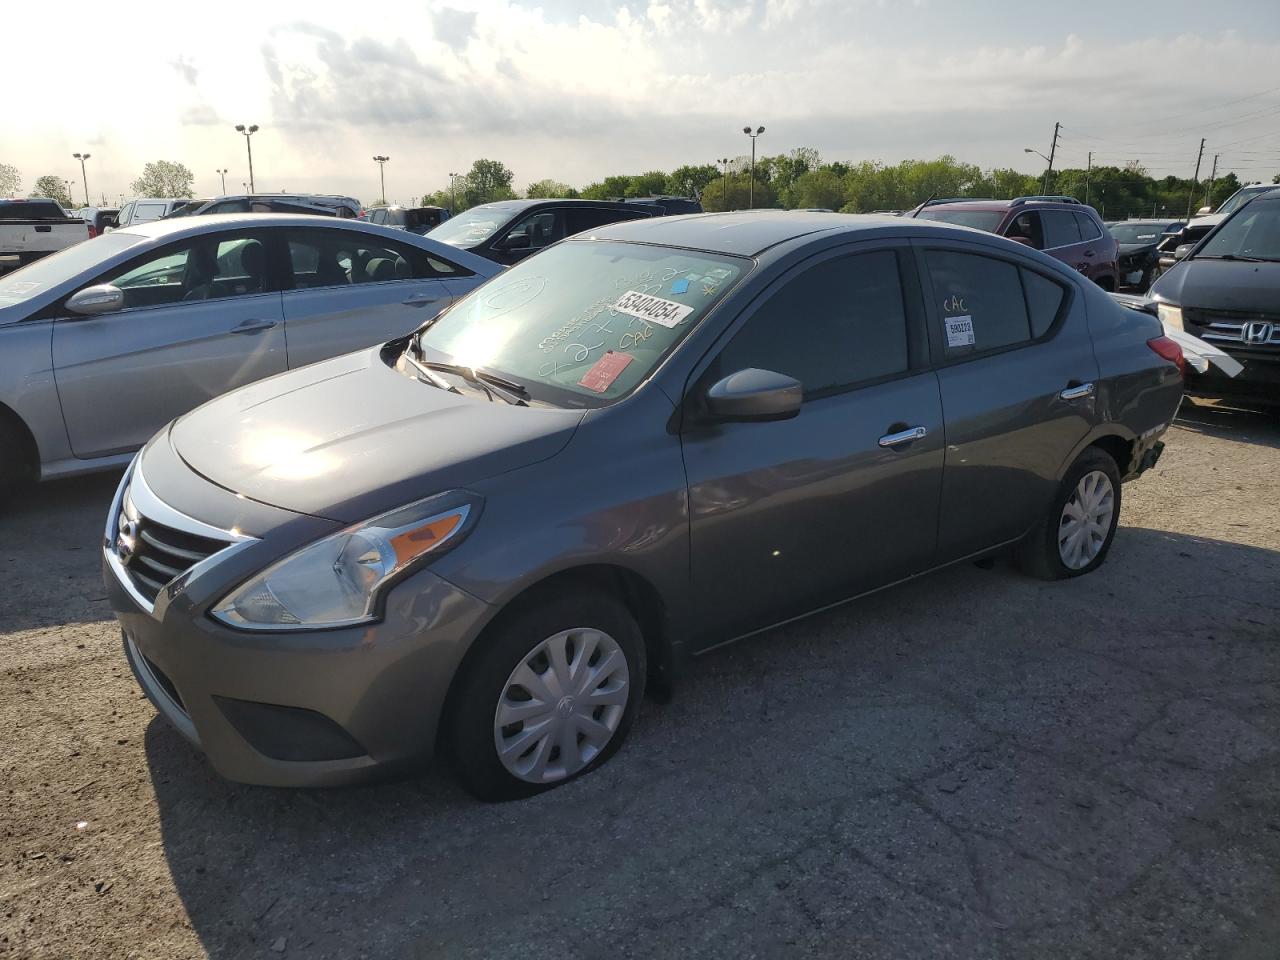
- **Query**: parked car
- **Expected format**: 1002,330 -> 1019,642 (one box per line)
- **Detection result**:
101,211 -> 1183,800
110,198 -> 191,231
914,196 -> 1119,290
0,214 -> 499,496
429,198 -> 675,265
1148,187 -> 1280,407
367,205 -> 450,234
74,206 -> 121,238
1107,219 -> 1184,290
178,194 -> 362,219
0,199 -> 91,271
1191,182 -> 1275,221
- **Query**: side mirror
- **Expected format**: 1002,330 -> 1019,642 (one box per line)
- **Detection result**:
704,368 -> 802,423
495,233 -> 529,251
1173,243 -> 1194,261
66,284 -> 125,316
1196,206 -> 1212,216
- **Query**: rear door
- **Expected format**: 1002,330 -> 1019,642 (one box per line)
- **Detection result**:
1041,209 -> 1087,274
915,242 -> 1099,562
1073,211 -> 1112,284
51,229 -> 286,458
277,226 -> 477,368
682,243 -> 944,641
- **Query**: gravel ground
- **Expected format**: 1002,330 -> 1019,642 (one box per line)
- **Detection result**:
2,399 -> 1278,960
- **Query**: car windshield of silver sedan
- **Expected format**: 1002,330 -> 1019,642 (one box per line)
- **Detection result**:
1196,200 -> 1280,262
0,233 -> 143,308
415,239 -> 747,405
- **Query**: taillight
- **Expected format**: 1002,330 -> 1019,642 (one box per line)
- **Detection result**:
1148,335 -> 1186,376
86,224 -> 97,239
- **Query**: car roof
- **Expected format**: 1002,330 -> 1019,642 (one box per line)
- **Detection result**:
114,212 -> 433,242
469,198 -> 662,212
588,210 -> 967,257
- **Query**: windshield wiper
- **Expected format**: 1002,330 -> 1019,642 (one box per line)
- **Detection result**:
414,358 -> 530,406
404,353 -> 462,395
1199,253 -> 1269,262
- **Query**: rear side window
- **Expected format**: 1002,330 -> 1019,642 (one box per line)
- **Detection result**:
1074,212 -> 1102,241
716,250 -> 909,396
926,250 -> 1030,355
1042,210 -> 1082,248
283,228 -> 472,289
565,207 -> 647,235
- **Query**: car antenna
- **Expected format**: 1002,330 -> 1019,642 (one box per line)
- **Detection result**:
911,193 -> 936,218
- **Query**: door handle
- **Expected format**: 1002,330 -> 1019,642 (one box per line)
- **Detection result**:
1059,382 -> 1095,401
1083,249 -> 1095,257
230,319 -> 277,334
878,426 -> 928,448
402,294 -> 441,306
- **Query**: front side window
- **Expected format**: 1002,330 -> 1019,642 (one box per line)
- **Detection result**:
418,239 -> 748,405
926,250 -> 1032,355
499,211 -> 561,252
285,229 -> 464,289
134,202 -> 169,222
100,233 -> 269,308
1003,211 -> 1045,249
0,233 -> 143,308
714,250 -> 909,397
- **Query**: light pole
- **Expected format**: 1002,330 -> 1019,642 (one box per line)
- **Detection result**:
72,152 -> 91,206
372,155 -> 390,205
742,126 -> 764,208
216,168 -> 228,194
1023,147 -> 1051,194
716,158 -> 731,210
448,172 -> 459,212
64,180 -> 75,208
234,125 -> 258,192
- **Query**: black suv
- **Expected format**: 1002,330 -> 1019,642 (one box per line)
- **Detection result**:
428,198 -> 699,265
1149,188 -> 1280,406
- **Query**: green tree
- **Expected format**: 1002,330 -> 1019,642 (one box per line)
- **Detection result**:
460,158 -> 517,208
0,163 -> 20,197
419,189 -> 454,209
700,174 -> 775,212
31,175 -> 72,207
130,160 -> 195,198
665,164 -> 719,199
792,169 -> 846,210
525,179 -> 577,199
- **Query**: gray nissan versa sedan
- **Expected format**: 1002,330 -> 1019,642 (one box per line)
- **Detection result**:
103,212 -> 1184,801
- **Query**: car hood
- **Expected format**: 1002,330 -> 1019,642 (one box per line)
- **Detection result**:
168,349 -> 584,523
1150,258 -> 1280,314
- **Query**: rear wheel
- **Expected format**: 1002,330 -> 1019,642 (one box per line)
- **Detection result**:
447,591 -> 646,801
1018,448 -> 1121,580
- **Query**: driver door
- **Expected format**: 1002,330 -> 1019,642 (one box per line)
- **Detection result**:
51,230 -> 286,458
680,244 -> 944,643
490,209 -> 564,264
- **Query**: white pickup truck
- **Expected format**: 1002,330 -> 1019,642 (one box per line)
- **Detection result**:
0,199 -> 91,271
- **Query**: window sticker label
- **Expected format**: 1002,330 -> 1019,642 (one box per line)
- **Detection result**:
670,278 -> 690,295
578,351 -> 635,393
612,290 -> 694,329
945,314 -> 975,348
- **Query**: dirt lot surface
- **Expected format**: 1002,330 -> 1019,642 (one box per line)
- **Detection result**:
2,400 -> 1279,959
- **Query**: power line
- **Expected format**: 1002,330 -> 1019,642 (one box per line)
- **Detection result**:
1064,84 -> 1280,136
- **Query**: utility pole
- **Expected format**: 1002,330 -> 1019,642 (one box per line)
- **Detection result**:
717,157 -> 730,210
1204,153 -> 1219,212
1186,137 -> 1206,218
1043,122 -> 1060,194
1084,151 -> 1092,206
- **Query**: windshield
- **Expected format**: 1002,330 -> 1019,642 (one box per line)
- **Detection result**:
1217,186 -> 1273,216
0,233 -> 145,308
427,204 -> 519,246
914,208 -> 1005,233
417,239 -> 749,405
1197,200 -> 1280,261
1109,223 -> 1170,243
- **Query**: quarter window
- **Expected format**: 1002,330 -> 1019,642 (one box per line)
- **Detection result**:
1021,269 -> 1066,338
716,250 -> 910,396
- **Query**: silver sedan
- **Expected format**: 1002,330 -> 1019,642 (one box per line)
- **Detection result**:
0,214 -> 500,495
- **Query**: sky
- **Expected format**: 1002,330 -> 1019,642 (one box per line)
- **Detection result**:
5,0 -> 1280,205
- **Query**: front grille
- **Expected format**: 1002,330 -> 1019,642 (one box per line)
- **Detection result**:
122,514 -> 228,604
1185,309 -> 1280,353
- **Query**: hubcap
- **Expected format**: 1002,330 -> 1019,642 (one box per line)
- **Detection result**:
1058,470 -> 1115,570
494,628 -> 629,784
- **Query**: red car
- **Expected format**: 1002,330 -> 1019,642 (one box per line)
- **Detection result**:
915,196 -> 1119,290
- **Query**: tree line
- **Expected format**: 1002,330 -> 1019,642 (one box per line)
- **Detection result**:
429,151 -> 1276,221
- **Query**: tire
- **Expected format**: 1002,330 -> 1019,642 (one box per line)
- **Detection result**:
0,416 -> 35,505
447,590 -> 646,802
1018,448 -> 1122,581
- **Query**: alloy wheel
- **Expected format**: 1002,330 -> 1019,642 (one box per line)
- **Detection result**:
494,628 -> 630,784
1058,469 -> 1115,570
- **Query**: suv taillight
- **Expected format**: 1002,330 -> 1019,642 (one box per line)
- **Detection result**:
86,224 -> 97,239
1148,336 -> 1186,377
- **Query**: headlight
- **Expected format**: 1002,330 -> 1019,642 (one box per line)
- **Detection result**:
211,492 -> 479,630
1156,303 -> 1183,331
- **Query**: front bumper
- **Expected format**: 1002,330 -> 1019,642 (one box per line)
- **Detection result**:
104,464 -> 496,788
1184,355 -> 1280,405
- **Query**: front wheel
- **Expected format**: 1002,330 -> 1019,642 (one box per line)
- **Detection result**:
1018,448 -> 1122,580
447,591 -> 646,801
